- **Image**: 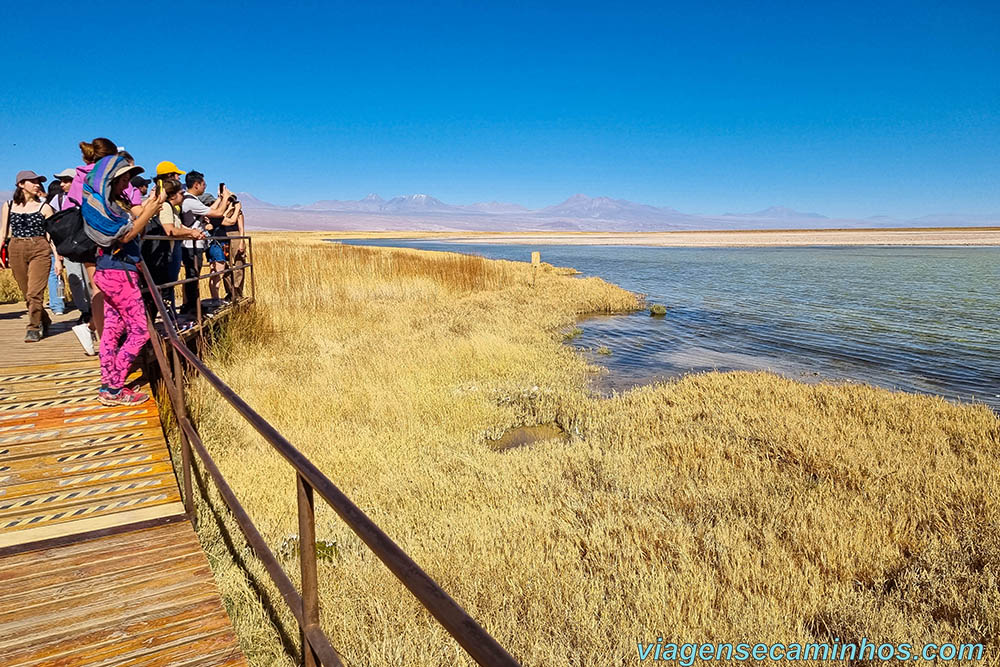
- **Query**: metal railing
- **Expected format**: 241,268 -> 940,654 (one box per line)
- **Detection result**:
141,234 -> 256,352
137,236 -> 519,667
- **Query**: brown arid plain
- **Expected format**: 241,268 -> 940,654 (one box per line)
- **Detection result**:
310,226 -> 1000,247
2,233 -> 999,666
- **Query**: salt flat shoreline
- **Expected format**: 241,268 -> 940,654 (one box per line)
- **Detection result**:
282,227 -> 1000,247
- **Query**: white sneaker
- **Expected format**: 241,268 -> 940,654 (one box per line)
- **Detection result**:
72,323 -> 96,356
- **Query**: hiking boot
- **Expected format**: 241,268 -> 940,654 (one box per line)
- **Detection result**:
24,329 -> 41,343
99,387 -> 150,406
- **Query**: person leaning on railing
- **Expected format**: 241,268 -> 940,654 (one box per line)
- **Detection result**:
81,155 -> 166,406
213,195 -> 244,302
0,171 -> 61,342
141,179 -> 205,314
180,172 -> 232,313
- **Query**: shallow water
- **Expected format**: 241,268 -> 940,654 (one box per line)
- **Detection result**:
337,240 -> 1000,410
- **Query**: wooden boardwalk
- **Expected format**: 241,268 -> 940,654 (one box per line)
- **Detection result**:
0,303 -> 246,666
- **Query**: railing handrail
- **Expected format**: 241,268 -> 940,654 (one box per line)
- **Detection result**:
136,237 -> 519,667
143,234 -> 253,240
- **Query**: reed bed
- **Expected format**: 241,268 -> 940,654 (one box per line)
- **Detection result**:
0,271 -> 20,303
173,237 -> 998,666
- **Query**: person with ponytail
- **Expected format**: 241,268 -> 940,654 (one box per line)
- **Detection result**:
63,137 -> 118,344
65,138 -> 118,210
82,155 -> 165,405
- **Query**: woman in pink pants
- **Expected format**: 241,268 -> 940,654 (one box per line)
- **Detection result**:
82,155 -> 166,406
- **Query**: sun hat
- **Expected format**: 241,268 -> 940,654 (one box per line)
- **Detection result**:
54,168 -> 76,180
156,160 -> 186,176
15,170 -> 46,184
109,161 -> 144,182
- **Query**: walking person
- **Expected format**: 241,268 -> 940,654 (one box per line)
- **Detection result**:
0,171 -> 61,342
82,155 -> 165,405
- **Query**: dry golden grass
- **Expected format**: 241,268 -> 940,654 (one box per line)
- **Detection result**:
180,236 -> 1000,666
0,270 -> 20,303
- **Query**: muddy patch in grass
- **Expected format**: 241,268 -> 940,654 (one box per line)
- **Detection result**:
490,423 -> 570,451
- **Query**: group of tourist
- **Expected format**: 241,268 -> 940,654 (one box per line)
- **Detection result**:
0,137 -> 247,406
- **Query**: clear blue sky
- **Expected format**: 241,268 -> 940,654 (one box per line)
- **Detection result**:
2,0 -> 997,218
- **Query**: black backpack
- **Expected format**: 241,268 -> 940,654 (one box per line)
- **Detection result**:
45,205 -> 97,263
141,214 -> 173,273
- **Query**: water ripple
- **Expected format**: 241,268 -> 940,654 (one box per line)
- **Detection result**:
340,240 -> 1000,410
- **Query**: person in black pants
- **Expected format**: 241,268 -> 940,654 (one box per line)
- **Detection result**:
178,171 -> 231,314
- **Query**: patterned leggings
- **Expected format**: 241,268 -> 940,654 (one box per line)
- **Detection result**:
94,268 -> 149,389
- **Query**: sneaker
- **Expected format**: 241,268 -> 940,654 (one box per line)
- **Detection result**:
24,329 -> 41,343
116,387 -> 150,405
99,387 -> 150,406
72,323 -> 96,355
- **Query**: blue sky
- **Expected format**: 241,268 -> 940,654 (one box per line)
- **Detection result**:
1,0 -> 997,218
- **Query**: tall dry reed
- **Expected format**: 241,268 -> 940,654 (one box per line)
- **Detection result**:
180,236 -> 1000,666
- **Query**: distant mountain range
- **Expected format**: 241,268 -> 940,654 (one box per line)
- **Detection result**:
2,187 -> 995,232
232,191 -> 1000,232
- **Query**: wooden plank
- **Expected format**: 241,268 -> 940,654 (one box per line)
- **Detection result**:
0,597 -> 229,666
0,513 -> 187,561
0,429 -> 164,462
106,630 -> 245,667
0,501 -> 186,549
0,521 -> 190,574
0,547 -> 207,610
0,467 -> 177,519
0,446 -> 171,486
0,583 -> 219,655
0,538 -> 197,594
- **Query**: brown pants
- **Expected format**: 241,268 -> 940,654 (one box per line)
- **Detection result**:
9,236 -> 53,332
225,230 -> 246,300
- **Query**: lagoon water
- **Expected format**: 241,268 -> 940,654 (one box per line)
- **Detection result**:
339,240 -> 999,410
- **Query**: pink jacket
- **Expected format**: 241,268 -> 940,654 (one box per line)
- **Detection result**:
63,163 -> 142,209
63,164 -> 93,209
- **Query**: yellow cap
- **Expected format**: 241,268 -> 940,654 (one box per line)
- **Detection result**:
156,160 -> 186,176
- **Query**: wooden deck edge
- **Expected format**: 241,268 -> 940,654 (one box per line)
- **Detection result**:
0,502 -> 188,556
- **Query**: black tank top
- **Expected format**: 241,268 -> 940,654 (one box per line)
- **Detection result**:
8,204 -> 47,238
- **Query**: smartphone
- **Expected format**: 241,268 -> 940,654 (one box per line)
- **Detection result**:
218,182 -> 225,195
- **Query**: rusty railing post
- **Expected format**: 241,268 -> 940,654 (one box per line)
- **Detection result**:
195,279 -> 205,358
248,236 -> 256,302
172,346 -> 195,520
297,474 -> 321,667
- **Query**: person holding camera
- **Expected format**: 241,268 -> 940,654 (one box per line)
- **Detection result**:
179,171 -> 230,313
221,197 -> 245,300
83,155 -> 166,405
208,194 -> 243,302
144,180 -> 205,313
